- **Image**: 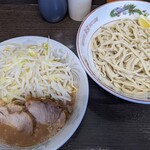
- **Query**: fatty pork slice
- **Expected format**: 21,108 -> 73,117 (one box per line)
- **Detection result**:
0,102 -> 34,134
25,98 -> 67,128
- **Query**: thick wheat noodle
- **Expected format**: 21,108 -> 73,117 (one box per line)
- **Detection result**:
91,19 -> 150,94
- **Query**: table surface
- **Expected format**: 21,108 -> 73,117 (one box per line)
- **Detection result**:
0,2 -> 150,150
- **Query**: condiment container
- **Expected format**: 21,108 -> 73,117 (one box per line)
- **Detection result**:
68,0 -> 92,21
38,0 -> 67,23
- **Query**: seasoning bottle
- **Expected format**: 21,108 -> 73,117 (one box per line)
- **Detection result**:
38,0 -> 67,23
68,0 -> 92,21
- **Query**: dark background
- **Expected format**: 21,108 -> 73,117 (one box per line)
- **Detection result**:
0,0 -> 150,150
0,0 -> 106,5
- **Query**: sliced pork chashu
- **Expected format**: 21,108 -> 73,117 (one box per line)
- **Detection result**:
0,97 -> 73,136
25,98 -> 68,128
0,102 -> 34,134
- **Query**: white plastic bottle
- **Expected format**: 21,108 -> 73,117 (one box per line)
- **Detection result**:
68,0 -> 92,21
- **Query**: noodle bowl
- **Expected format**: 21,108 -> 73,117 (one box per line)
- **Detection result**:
77,1 -> 150,103
91,19 -> 150,95
0,36 -> 89,149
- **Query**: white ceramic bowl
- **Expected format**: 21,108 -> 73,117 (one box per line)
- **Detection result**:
77,1 -> 150,104
0,36 -> 89,150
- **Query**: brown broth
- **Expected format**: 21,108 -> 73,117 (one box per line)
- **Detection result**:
0,123 -> 58,147
0,94 -> 75,147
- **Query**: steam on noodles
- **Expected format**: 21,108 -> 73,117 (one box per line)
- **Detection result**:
91,19 -> 150,94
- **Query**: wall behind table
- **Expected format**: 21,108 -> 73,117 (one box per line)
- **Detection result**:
0,0 -> 106,5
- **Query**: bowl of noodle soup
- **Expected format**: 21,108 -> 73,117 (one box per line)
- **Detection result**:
77,1 -> 150,104
0,36 -> 89,149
